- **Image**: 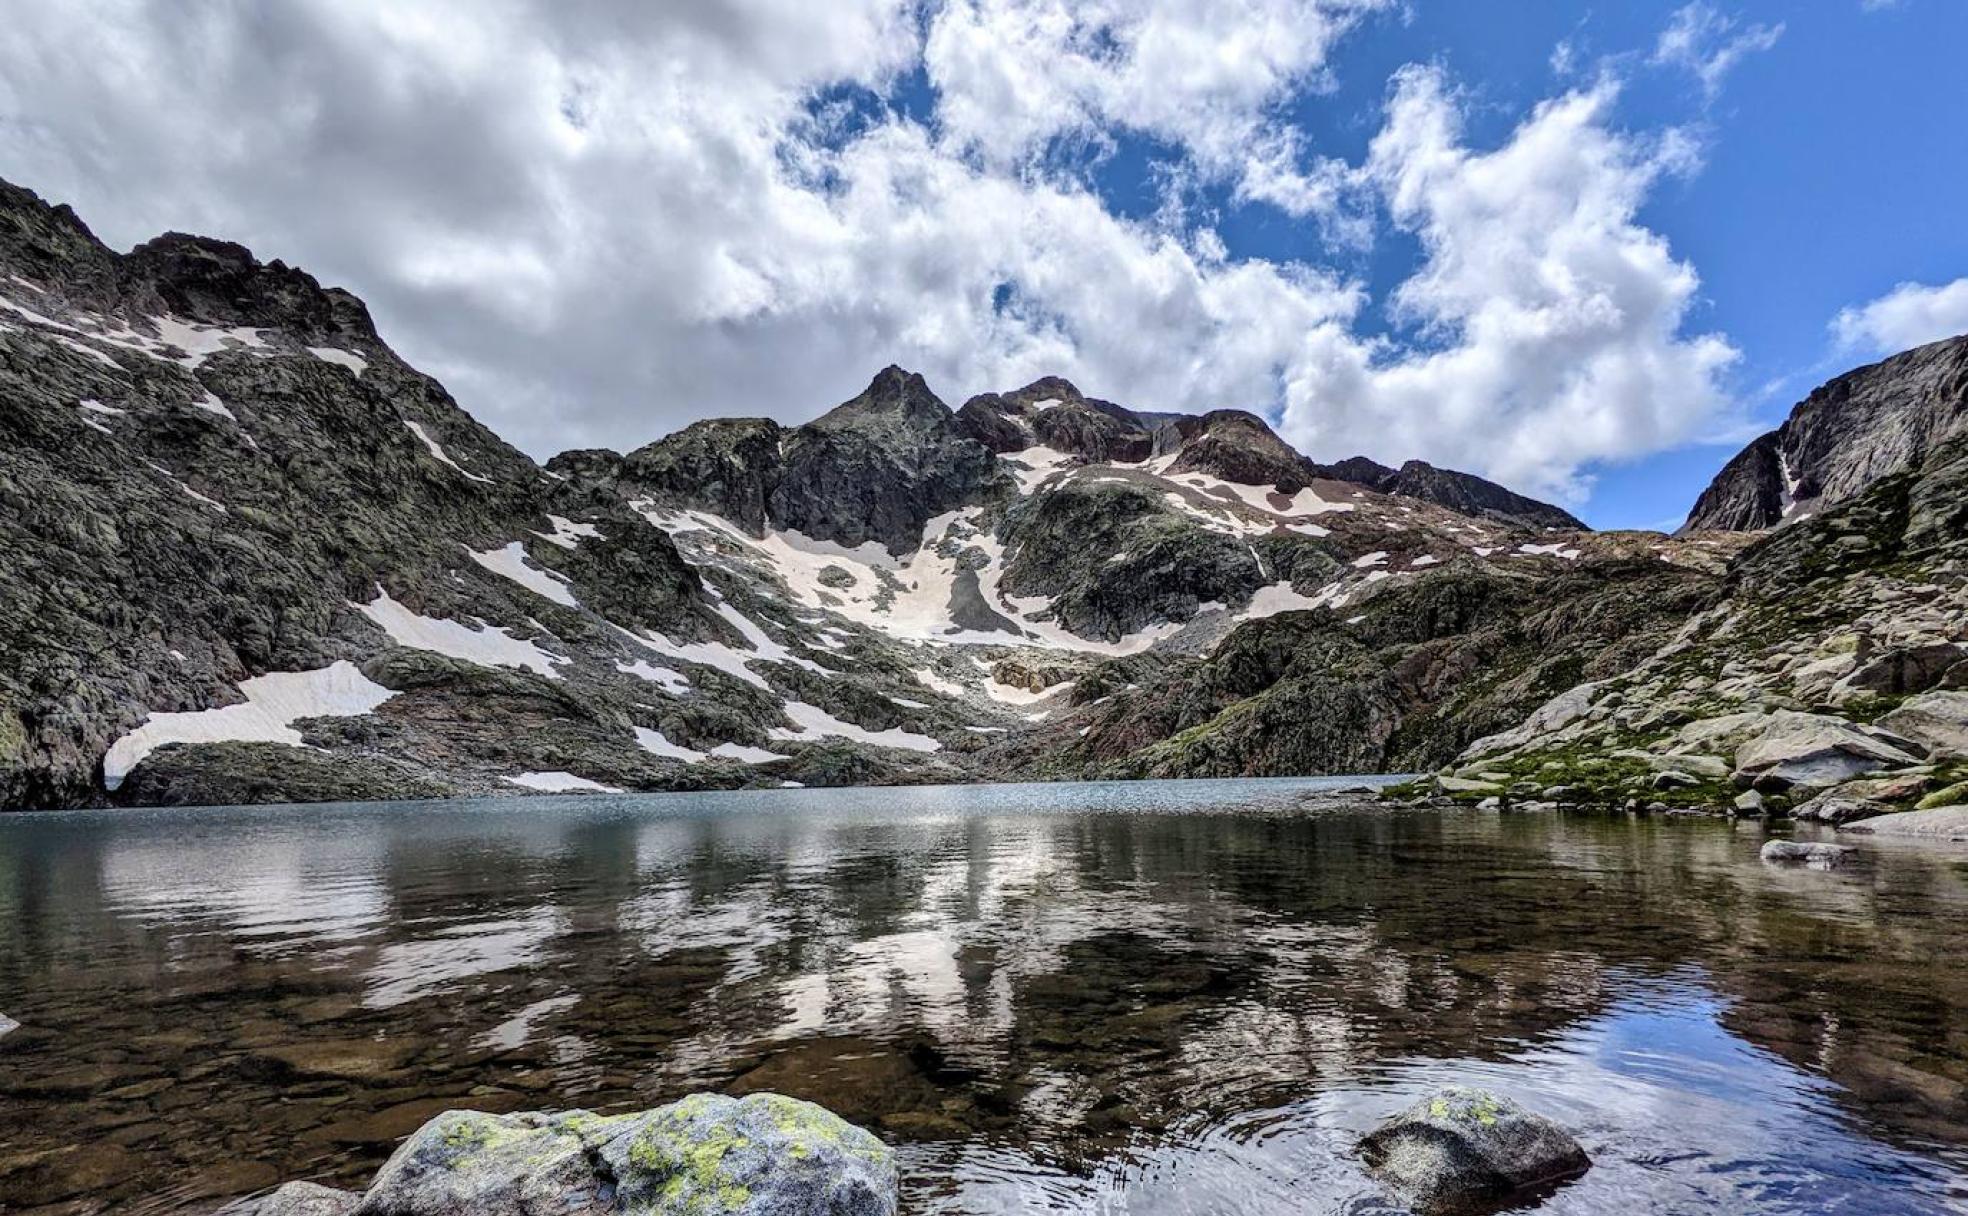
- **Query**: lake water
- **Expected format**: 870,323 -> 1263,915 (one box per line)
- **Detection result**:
2,777 -> 1966,1214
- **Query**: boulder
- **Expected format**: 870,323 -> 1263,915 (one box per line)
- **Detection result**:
1878,691 -> 1968,760
226,1183 -> 360,1216
1358,1087 -> 1589,1213
1827,642 -> 1968,703
599,1093 -> 894,1216
1650,770 -> 1701,790
1732,712 -> 1924,791
1918,782 -> 1968,810
350,1094 -> 896,1216
1792,774 -> 1929,824
1760,840 -> 1856,868
1732,790 -> 1766,818
0,1012 -> 18,1039
1437,777 -> 1502,795
1839,807 -> 1968,841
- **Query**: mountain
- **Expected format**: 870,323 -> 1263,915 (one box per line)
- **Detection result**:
7,175 -> 1957,816
1684,333 -> 1968,531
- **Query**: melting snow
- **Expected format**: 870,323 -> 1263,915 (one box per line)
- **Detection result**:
1351,551 -> 1388,568
1242,582 -> 1329,621
308,346 -> 369,375
357,588 -> 566,678
534,514 -> 604,550
504,771 -> 622,793
617,660 -> 691,695
470,542 -> 578,607
634,727 -> 706,762
710,742 -> 788,763
1516,542 -> 1582,561
769,701 -> 942,752
102,661 -> 396,789
1004,446 -> 1078,494
405,421 -> 493,483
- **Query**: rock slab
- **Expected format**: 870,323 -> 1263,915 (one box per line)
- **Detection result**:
1359,1087 -> 1589,1213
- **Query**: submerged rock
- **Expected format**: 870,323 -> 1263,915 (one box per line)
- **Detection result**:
233,1094 -> 897,1216
230,1182 -> 359,1216
1358,1087 -> 1589,1213
1760,840 -> 1856,867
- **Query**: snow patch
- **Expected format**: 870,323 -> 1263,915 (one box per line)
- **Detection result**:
768,700 -> 942,753
633,727 -> 706,762
470,542 -> 578,607
308,346 -> 370,375
533,514 -> 604,550
102,662 -> 395,789
617,660 -> 691,695
504,771 -> 622,793
357,588 -> 566,678
405,421 -> 493,483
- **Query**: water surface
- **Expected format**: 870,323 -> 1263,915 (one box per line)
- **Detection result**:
2,778 -> 1966,1213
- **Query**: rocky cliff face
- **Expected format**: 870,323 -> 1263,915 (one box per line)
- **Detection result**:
5,176 -> 1956,813
1685,333 -> 1968,531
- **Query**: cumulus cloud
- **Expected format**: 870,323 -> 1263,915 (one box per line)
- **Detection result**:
1277,68 -> 1738,501
1651,3 -> 1784,100
1832,278 -> 1968,354
0,0 -> 1739,504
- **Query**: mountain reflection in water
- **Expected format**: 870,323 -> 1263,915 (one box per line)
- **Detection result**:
1,777 -> 1964,1213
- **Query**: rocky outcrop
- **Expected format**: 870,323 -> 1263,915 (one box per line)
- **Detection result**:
1331,457 -> 1586,531
1686,333 -> 1968,531
1358,1087 -> 1589,1214
225,1095 -> 897,1216
1839,805 -> 1968,840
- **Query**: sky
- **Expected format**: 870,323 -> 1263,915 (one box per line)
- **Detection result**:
0,1 -> 1964,530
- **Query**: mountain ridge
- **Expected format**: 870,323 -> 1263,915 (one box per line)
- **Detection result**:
2,176 -> 1959,814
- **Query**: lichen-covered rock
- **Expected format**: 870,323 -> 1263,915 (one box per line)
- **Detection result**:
356,1109 -> 612,1216
596,1093 -> 894,1216
1358,1087 -> 1589,1213
1760,839 -> 1856,867
345,1095 -> 895,1216
1839,806 -> 1968,841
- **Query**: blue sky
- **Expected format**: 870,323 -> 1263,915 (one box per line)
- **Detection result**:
1083,1 -> 1968,528
3,1 -> 1964,530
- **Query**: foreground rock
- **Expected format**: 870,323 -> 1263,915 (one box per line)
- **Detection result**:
1358,1087 -> 1589,1213
1760,840 -> 1857,868
1839,806 -> 1968,842
226,1093 -> 896,1216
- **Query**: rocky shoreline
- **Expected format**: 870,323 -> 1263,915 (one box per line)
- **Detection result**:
225,1085 -> 1591,1216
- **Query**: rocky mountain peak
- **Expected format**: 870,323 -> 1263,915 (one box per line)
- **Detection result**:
812,364 -> 951,434
1159,408 -> 1318,490
1687,333 -> 1968,532
123,231 -> 380,348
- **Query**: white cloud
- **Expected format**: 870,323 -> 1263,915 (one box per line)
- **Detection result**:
1276,68 -> 1739,502
0,0 -> 1740,506
1651,3 -> 1784,100
1832,278 -> 1968,354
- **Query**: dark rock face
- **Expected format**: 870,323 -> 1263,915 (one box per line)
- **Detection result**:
1686,333 -> 1968,531
1323,456 -> 1585,531
576,368 -> 1000,556
954,376 -> 1155,463
1359,1087 -> 1590,1214
1159,409 -> 1320,490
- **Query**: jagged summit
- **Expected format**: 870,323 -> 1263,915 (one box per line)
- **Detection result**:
1687,332 -> 1968,532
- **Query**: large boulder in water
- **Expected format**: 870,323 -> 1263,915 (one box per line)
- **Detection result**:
340,1093 -> 895,1216
597,1093 -> 895,1216
228,1183 -> 360,1215
1359,1087 -> 1589,1213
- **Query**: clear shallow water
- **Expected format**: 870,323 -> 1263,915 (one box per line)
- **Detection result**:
1,776 -> 1966,1214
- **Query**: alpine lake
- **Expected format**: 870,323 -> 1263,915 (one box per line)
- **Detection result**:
2,776 -> 1965,1213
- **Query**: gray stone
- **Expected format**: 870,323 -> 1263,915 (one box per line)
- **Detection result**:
1359,1087 -> 1589,1214
1732,790 -> 1766,817
0,1012 -> 18,1039
1878,690 -> 1968,760
226,1182 -> 360,1216
1650,770 -> 1701,790
1839,807 -> 1968,841
1759,840 -> 1856,867
1733,711 -> 1924,791
1438,776 -> 1502,794
351,1095 -> 895,1216
597,1093 -> 895,1216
